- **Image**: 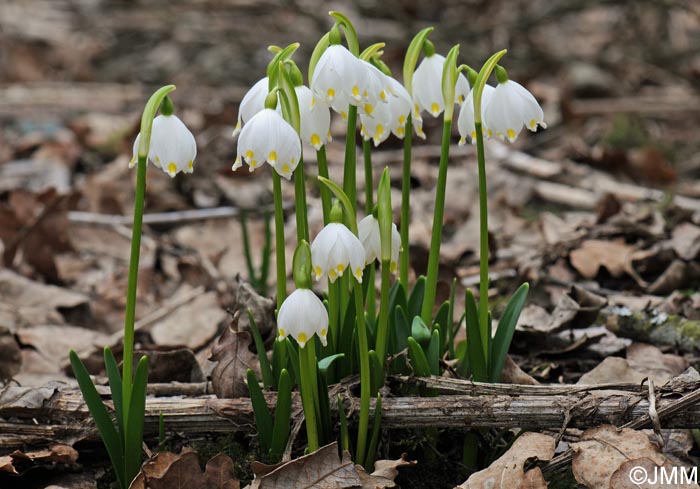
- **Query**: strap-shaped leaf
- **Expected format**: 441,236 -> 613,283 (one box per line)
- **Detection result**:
426,328 -> 440,376
103,347 -> 124,448
365,392 -> 382,471
407,337 -> 431,377
269,369 -> 291,461
271,338 -> 288,386
411,315 -> 431,345
70,350 -> 125,489
464,290 -> 487,382
318,354 -> 345,376
124,355 -> 148,486
284,338 -> 300,387
407,276 -> 426,320
388,280 -> 407,315
434,301 -> 450,356
490,283 -> 529,382
338,394 -> 350,454
247,309 -> 274,389
247,369 -> 273,454
368,350 -> 382,396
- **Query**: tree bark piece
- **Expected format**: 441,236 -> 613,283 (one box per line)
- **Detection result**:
2,379 -> 700,451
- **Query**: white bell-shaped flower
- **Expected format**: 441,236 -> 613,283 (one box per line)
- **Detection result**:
482,80 -> 546,142
277,288 -> 329,348
412,53 -> 470,118
130,114 -> 197,177
310,222 -> 365,283
358,215 -> 401,273
311,45 -> 365,107
233,108 -> 301,180
360,75 -> 414,146
457,85 -> 495,145
232,77 -> 272,138
295,85 -> 331,150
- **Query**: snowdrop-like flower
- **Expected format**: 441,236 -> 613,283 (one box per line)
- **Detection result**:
295,85 -> 331,150
360,75 -> 416,146
277,289 -> 329,348
130,114 -> 197,177
232,77 -> 273,138
233,108 -> 301,179
311,45 -> 387,119
311,222 -> 365,283
358,215 -> 401,272
457,85 -> 495,145
311,45 -> 365,106
412,53 -> 470,119
482,76 -> 546,143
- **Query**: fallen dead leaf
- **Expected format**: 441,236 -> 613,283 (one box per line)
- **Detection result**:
248,443 -> 359,489
577,343 -> 687,386
208,312 -> 260,399
569,239 -> 636,279
669,222 -> 700,261
356,454 -> 416,488
571,425 -> 699,488
456,432 -> 555,488
0,269 -> 91,328
150,291 -> 227,351
129,448 -> 240,489
0,444 -> 78,475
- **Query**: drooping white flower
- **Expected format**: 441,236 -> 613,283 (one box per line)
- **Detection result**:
412,53 -> 470,119
310,222 -> 365,283
130,114 -> 197,177
233,108 -> 301,179
295,85 -> 331,150
232,77 -> 272,138
482,80 -> 546,142
360,75 -> 416,146
311,45 -> 387,119
277,288 -> 329,348
358,215 -> 401,273
311,45 -> 365,107
457,84 -> 495,145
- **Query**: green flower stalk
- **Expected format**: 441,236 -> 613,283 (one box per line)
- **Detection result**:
421,45 -> 460,325
317,178 -> 371,467
277,241 -> 328,451
374,168 -> 393,382
70,85 -> 196,489
399,27 -> 433,287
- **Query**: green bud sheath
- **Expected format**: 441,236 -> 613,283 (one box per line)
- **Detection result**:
403,27 -> 434,96
292,240 -> 313,290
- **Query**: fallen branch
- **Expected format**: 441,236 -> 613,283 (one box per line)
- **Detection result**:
2,380 -> 700,451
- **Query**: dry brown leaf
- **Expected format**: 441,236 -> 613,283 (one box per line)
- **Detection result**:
0,444 -> 78,475
356,454 -> 416,488
150,291 -> 227,350
0,269 -> 90,328
0,332 -> 22,382
569,239 -> 636,279
208,313 -> 259,399
572,425 -> 666,488
572,425 -> 698,489
248,443 -> 361,489
670,223 -> 700,261
610,458 -> 699,488
456,432 -> 555,488
129,449 -> 240,489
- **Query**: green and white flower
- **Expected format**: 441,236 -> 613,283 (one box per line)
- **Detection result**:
232,77 -> 274,137
360,75 -> 416,145
130,114 -> 197,177
412,53 -> 469,119
358,215 -> 401,272
310,222 -> 365,283
457,84 -> 495,145
277,288 -> 329,348
233,108 -> 301,179
295,85 -> 331,150
483,78 -> 545,142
